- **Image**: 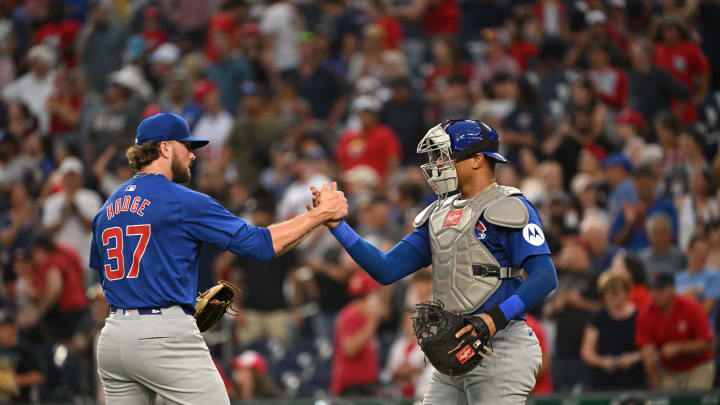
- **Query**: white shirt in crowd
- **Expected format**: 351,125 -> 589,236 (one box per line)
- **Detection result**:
260,2 -> 300,73
42,188 -> 102,273
276,173 -> 330,222
192,110 -> 234,161
382,336 -> 433,399
677,194 -> 719,251
2,69 -> 56,134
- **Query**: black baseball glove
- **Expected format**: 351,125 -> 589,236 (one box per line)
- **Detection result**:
412,301 -> 499,376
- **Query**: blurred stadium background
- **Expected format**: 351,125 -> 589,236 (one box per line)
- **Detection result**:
1,0 -> 720,403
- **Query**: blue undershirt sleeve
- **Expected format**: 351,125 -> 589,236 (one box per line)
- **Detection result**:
331,221 -> 431,284
499,254 -> 557,320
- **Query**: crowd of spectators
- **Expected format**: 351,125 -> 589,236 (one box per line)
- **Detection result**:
0,0 -> 719,403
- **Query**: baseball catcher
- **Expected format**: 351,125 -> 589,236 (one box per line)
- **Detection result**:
309,119 -> 558,404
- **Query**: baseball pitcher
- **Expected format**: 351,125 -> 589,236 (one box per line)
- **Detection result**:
312,120 -> 558,404
89,113 -> 347,405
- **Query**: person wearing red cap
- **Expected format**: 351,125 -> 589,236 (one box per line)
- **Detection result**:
140,6 -> 168,52
191,79 -> 233,163
331,269 -> 387,396
235,23 -> 269,86
616,109 -> 646,137
229,351 -> 280,400
207,28 -> 251,113
615,109 -> 647,165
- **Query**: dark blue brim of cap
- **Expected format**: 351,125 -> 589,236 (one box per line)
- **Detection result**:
177,136 -> 209,149
482,151 -> 508,163
180,136 -> 210,149
137,136 -> 210,149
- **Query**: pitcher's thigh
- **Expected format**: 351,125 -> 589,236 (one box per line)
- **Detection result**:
101,377 -> 157,405
134,333 -> 230,405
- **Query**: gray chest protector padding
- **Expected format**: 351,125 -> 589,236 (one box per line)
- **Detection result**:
415,185 -> 529,314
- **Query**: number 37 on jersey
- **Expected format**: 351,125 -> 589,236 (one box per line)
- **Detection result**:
101,225 -> 151,281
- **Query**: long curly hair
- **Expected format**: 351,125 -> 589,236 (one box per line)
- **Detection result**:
125,141 -> 161,172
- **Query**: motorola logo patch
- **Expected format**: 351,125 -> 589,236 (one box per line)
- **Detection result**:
522,223 -> 545,246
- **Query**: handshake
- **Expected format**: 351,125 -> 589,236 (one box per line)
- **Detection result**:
306,181 -> 347,228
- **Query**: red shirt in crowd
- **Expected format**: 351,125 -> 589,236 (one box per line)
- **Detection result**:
654,41 -> 710,91
509,41 -> 539,72
635,295 -> 714,372
331,302 -> 379,395
335,124 -> 401,181
142,29 -> 169,52
422,0 -> 460,35
654,40 -> 710,123
526,314 -> 552,394
48,93 -> 83,135
204,13 -> 237,62
378,16 -> 403,50
587,67 -> 628,110
32,244 -> 88,313
33,20 -> 81,65
629,285 -> 653,311
425,62 -> 473,92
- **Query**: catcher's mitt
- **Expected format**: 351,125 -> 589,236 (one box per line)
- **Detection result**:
195,281 -> 241,333
412,301 -> 499,376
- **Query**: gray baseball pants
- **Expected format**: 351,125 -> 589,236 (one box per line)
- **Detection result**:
422,320 -> 542,405
97,305 -> 230,405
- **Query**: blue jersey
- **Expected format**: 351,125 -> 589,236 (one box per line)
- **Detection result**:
402,197 -> 551,314
89,174 -> 274,310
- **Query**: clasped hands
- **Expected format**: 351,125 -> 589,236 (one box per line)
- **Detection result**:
305,181 -> 346,226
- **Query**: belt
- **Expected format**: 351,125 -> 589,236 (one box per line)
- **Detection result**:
472,265 -> 522,279
110,305 -> 195,315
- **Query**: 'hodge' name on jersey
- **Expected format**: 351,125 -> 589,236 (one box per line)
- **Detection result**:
105,194 -> 152,220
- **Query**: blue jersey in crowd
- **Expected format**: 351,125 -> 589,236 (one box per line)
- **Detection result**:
402,196 -> 551,314
89,173 -> 275,310
675,270 -> 720,302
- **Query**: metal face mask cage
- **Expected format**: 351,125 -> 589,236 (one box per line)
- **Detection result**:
417,122 -> 459,201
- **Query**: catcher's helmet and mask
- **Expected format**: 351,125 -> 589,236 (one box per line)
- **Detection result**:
417,119 -> 507,202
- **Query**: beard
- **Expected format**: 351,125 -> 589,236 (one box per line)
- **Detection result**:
171,155 -> 191,184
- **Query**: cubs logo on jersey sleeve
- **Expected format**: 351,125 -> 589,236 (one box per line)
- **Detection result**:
475,220 -> 486,240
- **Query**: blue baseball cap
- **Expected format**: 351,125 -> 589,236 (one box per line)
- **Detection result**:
602,152 -> 633,172
445,120 -> 508,163
135,113 -> 209,149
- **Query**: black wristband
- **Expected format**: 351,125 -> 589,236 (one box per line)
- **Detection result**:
486,305 -> 508,332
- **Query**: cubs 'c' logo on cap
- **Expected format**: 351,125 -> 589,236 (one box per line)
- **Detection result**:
522,223 -> 545,246
475,220 -> 487,240
443,210 -> 463,227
